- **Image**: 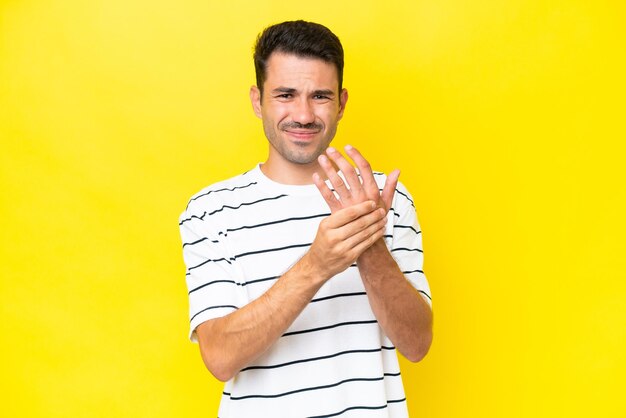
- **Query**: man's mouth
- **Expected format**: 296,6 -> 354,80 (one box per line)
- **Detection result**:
283,128 -> 321,141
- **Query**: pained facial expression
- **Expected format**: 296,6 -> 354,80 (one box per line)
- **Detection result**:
251,52 -> 348,166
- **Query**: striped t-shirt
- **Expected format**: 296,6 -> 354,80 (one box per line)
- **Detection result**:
179,165 -> 431,417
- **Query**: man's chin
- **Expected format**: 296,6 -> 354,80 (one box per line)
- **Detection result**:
289,154 -> 320,165
283,148 -> 324,165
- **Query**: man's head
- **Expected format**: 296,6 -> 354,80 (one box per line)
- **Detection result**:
250,21 -> 348,180
253,20 -> 344,96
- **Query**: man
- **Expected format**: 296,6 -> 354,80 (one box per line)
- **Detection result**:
179,20 -> 432,417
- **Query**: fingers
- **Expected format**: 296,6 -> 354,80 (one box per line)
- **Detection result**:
323,200 -> 378,229
309,205 -> 386,279
318,154 -> 351,202
335,206 -> 386,241
341,209 -> 387,250
325,147 -> 364,197
315,145 -> 400,214
313,172 -> 341,212
346,220 -> 386,257
318,206 -> 386,271
381,169 -> 400,211
343,145 -> 378,197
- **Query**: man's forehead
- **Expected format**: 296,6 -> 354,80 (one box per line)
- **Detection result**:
264,52 -> 339,90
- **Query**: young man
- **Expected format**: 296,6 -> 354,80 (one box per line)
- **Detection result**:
179,20 -> 432,417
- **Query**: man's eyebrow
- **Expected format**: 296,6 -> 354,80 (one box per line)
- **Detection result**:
271,87 -> 297,94
270,87 -> 336,96
313,89 -> 335,96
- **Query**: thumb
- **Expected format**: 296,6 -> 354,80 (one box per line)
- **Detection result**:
380,169 -> 400,211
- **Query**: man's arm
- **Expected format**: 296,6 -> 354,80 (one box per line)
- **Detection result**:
313,145 -> 433,362
356,240 -> 433,362
195,200 -> 387,381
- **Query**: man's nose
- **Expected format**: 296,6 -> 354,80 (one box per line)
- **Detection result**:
291,98 -> 315,125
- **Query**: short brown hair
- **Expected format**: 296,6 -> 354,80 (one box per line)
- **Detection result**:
253,20 -> 344,95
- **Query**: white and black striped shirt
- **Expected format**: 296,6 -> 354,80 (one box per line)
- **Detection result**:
179,165 -> 431,417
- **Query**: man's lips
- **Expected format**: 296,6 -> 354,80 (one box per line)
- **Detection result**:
284,129 -> 320,140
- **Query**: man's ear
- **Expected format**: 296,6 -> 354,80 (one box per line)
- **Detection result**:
337,88 -> 349,121
250,86 -> 262,119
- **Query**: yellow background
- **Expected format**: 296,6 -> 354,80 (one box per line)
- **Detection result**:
1,0 -> 624,416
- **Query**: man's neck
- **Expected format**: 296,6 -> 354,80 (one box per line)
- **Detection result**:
260,159 -> 327,185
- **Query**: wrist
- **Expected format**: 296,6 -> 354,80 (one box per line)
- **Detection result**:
360,237 -> 388,257
297,252 -> 331,286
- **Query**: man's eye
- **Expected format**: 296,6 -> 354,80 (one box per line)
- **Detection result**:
313,95 -> 330,100
277,94 -> 292,99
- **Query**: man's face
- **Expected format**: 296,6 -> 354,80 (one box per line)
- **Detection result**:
250,52 -> 348,166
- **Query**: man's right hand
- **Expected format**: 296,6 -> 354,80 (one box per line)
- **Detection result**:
303,200 -> 387,281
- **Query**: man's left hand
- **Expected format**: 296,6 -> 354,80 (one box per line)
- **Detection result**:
313,145 -> 400,213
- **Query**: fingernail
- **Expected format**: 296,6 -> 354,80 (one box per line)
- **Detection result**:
345,144 -> 353,150
327,147 -> 336,153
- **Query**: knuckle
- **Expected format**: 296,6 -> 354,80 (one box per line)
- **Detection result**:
366,224 -> 379,236
344,248 -> 356,261
347,206 -> 360,218
335,242 -> 347,254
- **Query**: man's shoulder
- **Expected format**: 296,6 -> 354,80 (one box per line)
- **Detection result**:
183,167 -> 261,214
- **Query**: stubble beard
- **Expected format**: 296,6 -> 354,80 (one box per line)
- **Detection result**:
264,122 -> 337,165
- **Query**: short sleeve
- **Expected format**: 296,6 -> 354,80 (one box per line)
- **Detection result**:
389,182 -> 432,307
179,206 -> 243,342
